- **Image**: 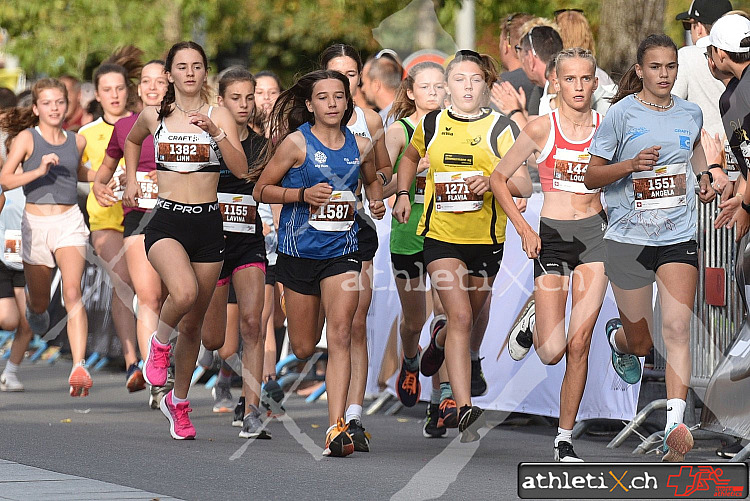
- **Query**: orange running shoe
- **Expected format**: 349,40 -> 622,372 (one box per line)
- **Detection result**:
323,418 -> 354,457
69,363 -> 93,397
437,397 -> 458,428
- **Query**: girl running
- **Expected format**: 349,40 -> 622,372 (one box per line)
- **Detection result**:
252,69 -> 385,457
491,48 -> 608,461
320,43 -> 392,452
92,59 -> 170,403
585,35 -> 715,462
253,71 -> 282,137
81,48 -> 144,391
0,78 -> 96,397
393,50 -> 531,442
200,67 -> 271,439
384,61 -> 453,430
122,41 -> 247,440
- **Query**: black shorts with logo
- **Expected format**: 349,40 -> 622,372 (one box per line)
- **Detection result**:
276,252 -> 361,296
534,211 -> 607,278
422,237 -> 504,278
604,239 -> 699,290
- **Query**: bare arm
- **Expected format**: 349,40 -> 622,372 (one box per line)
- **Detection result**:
391,145 -> 420,224
191,106 -> 247,178
122,109 -> 154,206
358,137 -> 385,219
382,121 -> 406,199
364,109 -> 393,186
75,134 -> 96,182
92,154 -> 120,207
0,131 -> 50,190
584,147 -> 661,189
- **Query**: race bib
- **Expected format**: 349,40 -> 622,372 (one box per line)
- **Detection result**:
726,141 -> 740,182
632,163 -> 687,210
157,135 -> 211,172
4,229 -> 21,264
553,148 -> 597,193
309,190 -> 356,232
434,171 -> 484,212
414,171 -> 427,204
218,193 -> 257,233
114,172 -> 159,209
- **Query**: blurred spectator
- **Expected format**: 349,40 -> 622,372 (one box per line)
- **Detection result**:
673,0 -> 733,136
554,9 -> 614,86
361,50 -> 402,127
60,75 -> 84,131
0,87 -> 17,110
15,90 -> 31,108
518,23 -> 563,116
497,13 -> 536,111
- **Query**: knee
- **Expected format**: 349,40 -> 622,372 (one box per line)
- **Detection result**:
62,285 -> 82,307
170,287 -> 197,316
290,339 -> 316,360
626,336 -> 653,357
536,345 -> 564,366
324,323 -> 351,351
448,310 -> 472,333
202,335 -> 224,351
661,319 -> 690,346
566,336 -> 591,363
137,295 -> 162,317
239,313 -> 262,344
401,315 -> 425,338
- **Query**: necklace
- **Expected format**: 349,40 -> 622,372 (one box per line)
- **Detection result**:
560,110 -> 594,128
175,102 -> 203,114
447,106 -> 485,119
634,93 -> 673,110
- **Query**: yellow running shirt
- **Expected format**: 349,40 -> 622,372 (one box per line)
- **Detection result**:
411,108 -> 518,245
80,117 -> 125,232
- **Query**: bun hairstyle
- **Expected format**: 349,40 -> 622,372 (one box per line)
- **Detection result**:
388,61 -> 445,122
0,78 -> 68,143
445,50 -> 499,89
250,69 -> 353,181
158,41 -> 211,121
610,34 -> 677,105
94,45 -> 144,112
554,47 -> 597,74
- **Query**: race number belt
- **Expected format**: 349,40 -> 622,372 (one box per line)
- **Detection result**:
414,171 -> 427,204
309,190 -> 356,232
3,229 -> 21,264
115,172 -> 159,209
218,193 -> 257,233
632,163 -> 687,210
726,141 -> 740,182
434,171 -> 484,212
553,147 -> 597,194
157,139 -> 211,172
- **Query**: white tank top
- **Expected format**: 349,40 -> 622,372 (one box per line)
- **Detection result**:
347,106 -> 372,141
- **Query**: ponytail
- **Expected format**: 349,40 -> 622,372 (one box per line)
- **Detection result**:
610,34 -> 677,105
95,45 -> 144,112
158,41 -> 210,121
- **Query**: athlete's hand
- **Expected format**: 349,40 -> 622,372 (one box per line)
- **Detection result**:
106,175 -> 119,192
147,170 -> 158,181
93,180 -> 117,208
38,153 -> 59,177
631,146 -> 661,172
416,155 -> 430,174
519,226 -> 541,259
731,206 -> 750,241
369,199 -> 386,220
716,195 -> 741,229
188,112 -> 220,137
700,129 -> 725,166
122,181 -> 142,208
304,182 -> 333,208
698,174 -> 716,203
392,196 -> 411,224
466,175 -> 490,196
514,197 -> 527,213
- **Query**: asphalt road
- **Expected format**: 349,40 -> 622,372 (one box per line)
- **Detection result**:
0,362 -> 732,500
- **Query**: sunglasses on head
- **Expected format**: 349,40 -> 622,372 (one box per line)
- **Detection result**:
515,26 -> 539,58
554,8 -> 584,17
504,12 -> 522,45
455,49 -> 482,60
375,48 -> 401,64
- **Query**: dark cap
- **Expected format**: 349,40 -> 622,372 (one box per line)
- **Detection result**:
676,0 -> 732,25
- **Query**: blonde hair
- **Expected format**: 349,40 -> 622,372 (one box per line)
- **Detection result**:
725,9 -> 750,20
519,17 -> 558,40
555,11 -> 596,55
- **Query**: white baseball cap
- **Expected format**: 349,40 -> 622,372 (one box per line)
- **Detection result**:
705,14 -> 750,53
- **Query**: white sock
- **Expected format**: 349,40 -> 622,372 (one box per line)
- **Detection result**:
608,327 -> 623,355
152,333 -> 169,346
172,393 -> 188,404
3,361 -> 19,376
345,404 -> 362,423
666,398 -> 686,432
555,427 -> 573,447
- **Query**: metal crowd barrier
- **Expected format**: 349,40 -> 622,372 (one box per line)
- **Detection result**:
608,193 -> 746,453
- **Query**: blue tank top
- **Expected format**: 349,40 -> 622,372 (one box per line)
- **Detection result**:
278,123 -> 360,259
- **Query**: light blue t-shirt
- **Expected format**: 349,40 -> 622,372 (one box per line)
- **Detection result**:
589,94 -> 703,246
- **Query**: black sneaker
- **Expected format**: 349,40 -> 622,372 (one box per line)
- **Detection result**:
420,317 -> 446,377
396,349 -> 421,407
347,418 -> 370,452
458,405 -> 485,443
423,403 -> 447,438
554,440 -> 584,462
232,396 -> 246,427
470,358 -> 488,397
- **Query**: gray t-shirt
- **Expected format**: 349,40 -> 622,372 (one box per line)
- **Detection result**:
673,40 -> 726,136
589,94 -> 703,246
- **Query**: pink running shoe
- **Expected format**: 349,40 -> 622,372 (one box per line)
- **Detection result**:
160,390 -> 196,440
143,334 -> 171,387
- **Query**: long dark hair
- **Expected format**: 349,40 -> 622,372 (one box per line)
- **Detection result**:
218,66 -> 257,127
158,41 -> 211,121
250,70 -> 353,181
94,45 -> 144,112
0,78 -> 68,143
611,34 -> 677,105
389,61 -> 445,122
319,43 -> 364,73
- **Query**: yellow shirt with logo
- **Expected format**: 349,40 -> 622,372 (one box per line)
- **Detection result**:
411,108 -> 518,245
80,117 -> 125,232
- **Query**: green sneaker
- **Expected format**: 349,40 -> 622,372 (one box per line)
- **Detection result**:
605,318 -> 642,384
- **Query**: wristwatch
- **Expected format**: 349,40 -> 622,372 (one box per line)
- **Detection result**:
696,170 -> 714,183
742,200 -> 750,215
